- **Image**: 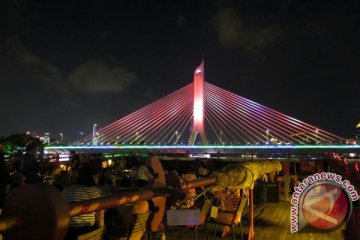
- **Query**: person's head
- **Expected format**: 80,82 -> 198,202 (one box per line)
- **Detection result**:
99,168 -> 115,186
90,153 -> 97,160
72,154 -> 80,162
15,150 -> 23,156
119,158 -> 126,169
25,142 -> 37,155
131,158 -> 142,167
183,164 -> 194,174
77,165 -> 97,186
10,172 -> 25,190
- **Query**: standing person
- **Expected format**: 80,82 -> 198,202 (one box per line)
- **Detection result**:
19,142 -> 40,183
13,150 -> 23,172
131,158 -> 153,188
63,164 -> 104,239
69,150 -> 80,184
89,153 -> 102,184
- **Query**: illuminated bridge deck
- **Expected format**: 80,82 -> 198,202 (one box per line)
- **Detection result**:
166,197 -> 346,240
46,144 -> 360,154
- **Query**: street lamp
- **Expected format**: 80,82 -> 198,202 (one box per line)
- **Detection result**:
59,133 -> 64,144
315,129 -> 319,144
92,123 -> 98,145
175,131 -> 179,144
266,130 -> 269,144
220,131 -> 223,144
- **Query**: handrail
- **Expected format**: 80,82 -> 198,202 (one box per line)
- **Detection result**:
0,177 -> 216,234
68,190 -> 154,217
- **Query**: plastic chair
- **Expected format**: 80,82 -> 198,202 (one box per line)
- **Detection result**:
77,225 -> 106,240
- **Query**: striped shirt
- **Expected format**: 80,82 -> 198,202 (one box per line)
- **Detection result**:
63,185 -> 104,227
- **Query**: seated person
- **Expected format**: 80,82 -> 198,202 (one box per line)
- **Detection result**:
99,168 -> 116,196
63,164 -> 104,240
131,158 -> 153,188
105,200 -> 149,240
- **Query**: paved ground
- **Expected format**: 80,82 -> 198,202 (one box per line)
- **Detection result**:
165,194 -> 346,240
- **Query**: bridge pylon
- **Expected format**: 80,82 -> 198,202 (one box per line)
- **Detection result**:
188,61 -> 207,145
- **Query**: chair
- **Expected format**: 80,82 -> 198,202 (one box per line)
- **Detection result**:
206,194 -> 247,240
194,198 -> 212,240
147,196 -> 167,240
77,225 -> 106,240
120,211 -> 151,240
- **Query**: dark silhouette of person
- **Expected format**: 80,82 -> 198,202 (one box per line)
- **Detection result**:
19,142 -> 40,183
0,144 -> 12,207
13,150 -> 23,171
63,164 -> 104,239
70,150 -> 80,184
70,150 -> 80,171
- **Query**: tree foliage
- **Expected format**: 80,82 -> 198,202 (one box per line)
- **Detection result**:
0,134 -> 44,155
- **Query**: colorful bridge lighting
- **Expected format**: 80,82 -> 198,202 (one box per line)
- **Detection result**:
74,61 -> 343,146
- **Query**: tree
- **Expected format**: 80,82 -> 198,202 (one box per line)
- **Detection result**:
0,134 -> 44,155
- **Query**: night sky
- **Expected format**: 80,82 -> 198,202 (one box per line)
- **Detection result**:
0,0 -> 359,142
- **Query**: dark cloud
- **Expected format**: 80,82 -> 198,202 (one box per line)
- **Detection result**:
0,38 -> 63,92
67,58 -> 136,93
0,38 -> 136,95
214,8 -> 282,54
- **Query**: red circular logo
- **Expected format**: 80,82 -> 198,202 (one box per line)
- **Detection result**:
301,182 -> 349,230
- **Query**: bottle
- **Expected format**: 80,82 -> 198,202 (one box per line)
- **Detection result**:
160,232 -> 166,240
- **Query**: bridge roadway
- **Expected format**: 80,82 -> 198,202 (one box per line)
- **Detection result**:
46,144 -> 360,156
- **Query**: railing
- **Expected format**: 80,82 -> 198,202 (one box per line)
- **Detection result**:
0,177 -> 217,240
0,159 -> 285,240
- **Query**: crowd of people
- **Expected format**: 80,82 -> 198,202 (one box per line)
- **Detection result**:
0,143 -> 212,239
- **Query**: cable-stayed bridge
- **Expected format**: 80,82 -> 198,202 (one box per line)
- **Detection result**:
46,61 -> 360,154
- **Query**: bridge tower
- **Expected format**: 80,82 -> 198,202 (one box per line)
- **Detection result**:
92,123 -> 98,145
188,61 -> 207,145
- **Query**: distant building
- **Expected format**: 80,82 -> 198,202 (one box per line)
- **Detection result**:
39,133 -> 50,144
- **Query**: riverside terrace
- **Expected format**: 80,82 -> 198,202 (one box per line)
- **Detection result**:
165,196 -> 347,240
0,187 -> 355,240
1,154 -> 360,240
